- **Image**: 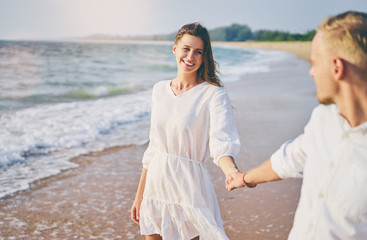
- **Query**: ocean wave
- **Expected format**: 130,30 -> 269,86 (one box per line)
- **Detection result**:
217,46 -> 295,82
64,84 -> 144,99
0,90 -> 152,168
149,63 -> 176,72
0,89 -> 152,198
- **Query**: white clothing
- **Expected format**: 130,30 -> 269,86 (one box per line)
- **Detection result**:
271,104 -> 367,240
140,80 -> 240,239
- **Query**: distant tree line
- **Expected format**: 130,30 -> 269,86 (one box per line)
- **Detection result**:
253,29 -> 316,41
208,23 -> 315,42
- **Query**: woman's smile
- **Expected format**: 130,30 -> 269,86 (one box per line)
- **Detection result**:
182,60 -> 194,66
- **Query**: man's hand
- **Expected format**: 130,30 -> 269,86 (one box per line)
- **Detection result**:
225,171 -> 246,191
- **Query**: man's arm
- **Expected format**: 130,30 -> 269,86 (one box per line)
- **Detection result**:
225,107 -> 318,191
226,159 -> 282,191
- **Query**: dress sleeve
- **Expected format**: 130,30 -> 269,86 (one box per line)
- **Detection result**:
142,83 -> 158,169
142,144 -> 154,169
209,88 -> 241,166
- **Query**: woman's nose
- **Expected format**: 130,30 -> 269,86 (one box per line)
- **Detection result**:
187,50 -> 194,59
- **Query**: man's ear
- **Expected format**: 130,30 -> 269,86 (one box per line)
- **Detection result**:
333,57 -> 345,80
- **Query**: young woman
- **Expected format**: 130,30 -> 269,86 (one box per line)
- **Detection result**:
131,23 -> 240,240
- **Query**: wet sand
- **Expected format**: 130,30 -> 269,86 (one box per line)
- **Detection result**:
0,44 -> 317,240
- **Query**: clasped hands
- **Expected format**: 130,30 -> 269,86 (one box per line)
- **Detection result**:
225,171 -> 257,191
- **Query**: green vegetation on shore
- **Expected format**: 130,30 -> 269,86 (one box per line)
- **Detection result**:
84,23 -> 315,42
210,23 -> 315,41
253,29 -> 315,42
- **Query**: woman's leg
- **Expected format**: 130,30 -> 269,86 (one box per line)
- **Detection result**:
146,234 -> 162,240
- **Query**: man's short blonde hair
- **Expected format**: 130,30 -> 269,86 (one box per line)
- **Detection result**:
318,11 -> 367,69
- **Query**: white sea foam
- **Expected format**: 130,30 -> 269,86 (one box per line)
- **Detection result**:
218,46 -> 295,82
0,90 -> 151,198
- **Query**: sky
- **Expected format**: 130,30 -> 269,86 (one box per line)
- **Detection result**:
0,0 -> 366,40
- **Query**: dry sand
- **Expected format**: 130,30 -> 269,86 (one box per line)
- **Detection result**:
0,42 -> 317,240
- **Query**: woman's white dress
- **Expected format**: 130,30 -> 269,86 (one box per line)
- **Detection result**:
139,80 -> 240,240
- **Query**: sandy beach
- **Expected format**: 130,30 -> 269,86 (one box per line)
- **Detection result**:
0,42 -> 317,240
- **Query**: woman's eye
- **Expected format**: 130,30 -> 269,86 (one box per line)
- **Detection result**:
183,48 -> 190,51
196,51 -> 203,55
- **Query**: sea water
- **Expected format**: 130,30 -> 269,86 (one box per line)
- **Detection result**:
0,40 -> 291,198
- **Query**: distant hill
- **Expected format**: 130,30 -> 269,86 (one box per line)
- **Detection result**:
82,24 -> 315,42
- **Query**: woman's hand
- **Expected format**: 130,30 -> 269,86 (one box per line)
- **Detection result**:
226,159 -> 281,191
225,172 -> 246,191
131,168 -> 148,225
131,197 -> 142,225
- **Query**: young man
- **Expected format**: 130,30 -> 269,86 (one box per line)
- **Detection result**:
226,11 -> 367,239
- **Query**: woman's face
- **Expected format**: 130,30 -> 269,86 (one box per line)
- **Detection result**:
173,34 -> 204,75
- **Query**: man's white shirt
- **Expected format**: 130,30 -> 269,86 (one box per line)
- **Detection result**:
271,104 -> 367,240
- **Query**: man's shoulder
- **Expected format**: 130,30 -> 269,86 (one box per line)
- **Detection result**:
312,104 -> 338,118
306,104 -> 340,131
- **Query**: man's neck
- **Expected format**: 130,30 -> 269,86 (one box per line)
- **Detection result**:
337,83 -> 367,127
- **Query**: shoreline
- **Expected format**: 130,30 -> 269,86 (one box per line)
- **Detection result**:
0,42 -> 317,239
214,41 -> 311,62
